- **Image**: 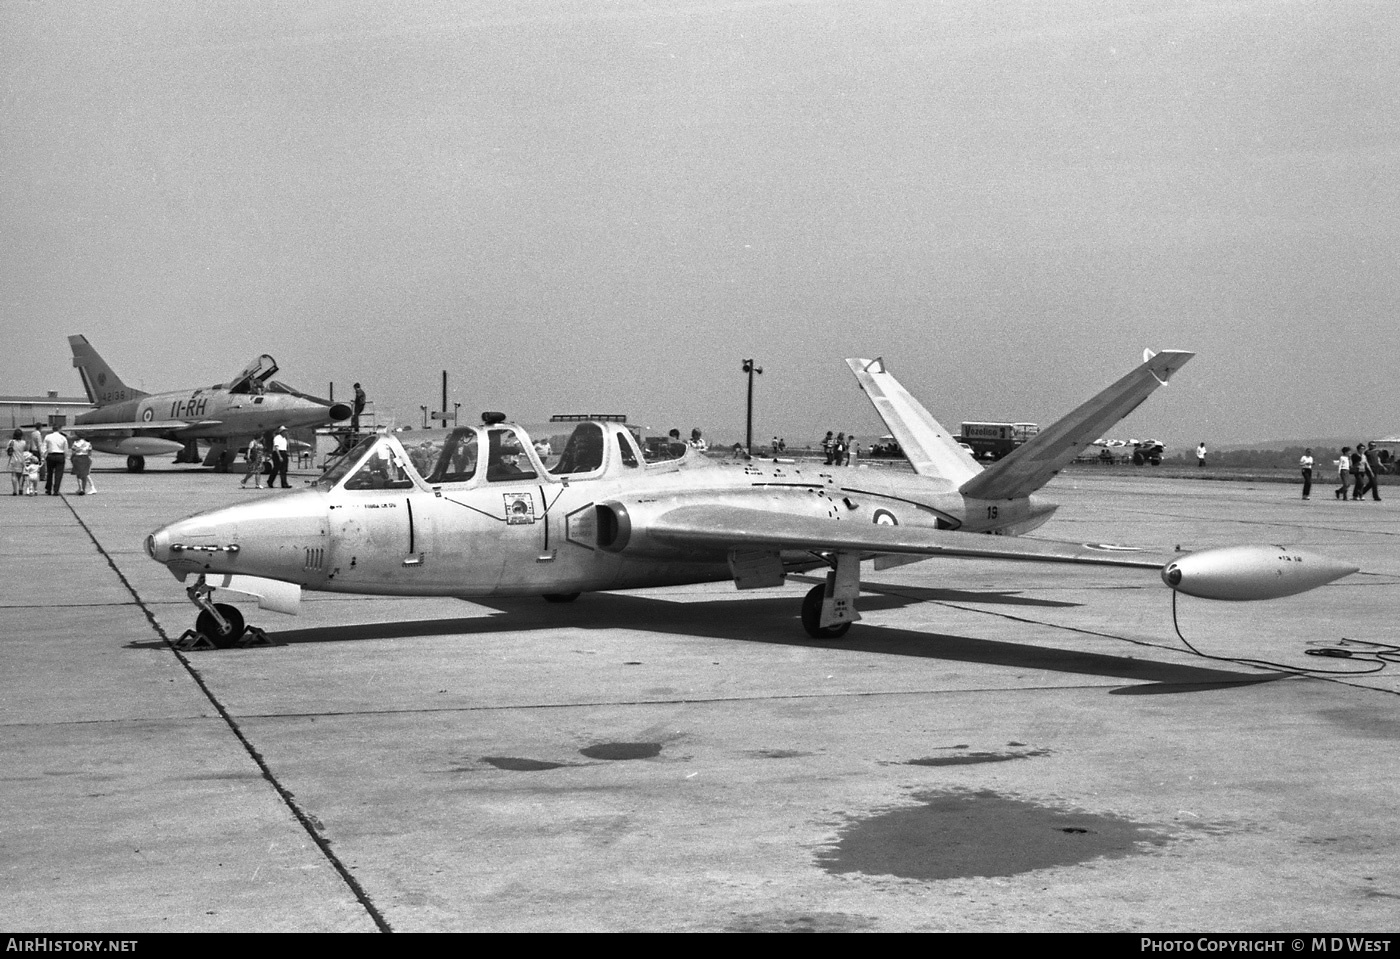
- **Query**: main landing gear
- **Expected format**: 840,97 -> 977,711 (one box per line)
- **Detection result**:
175,575 -> 272,650
800,551 -> 862,639
126,455 -> 145,472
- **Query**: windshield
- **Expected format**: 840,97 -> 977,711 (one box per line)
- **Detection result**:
341,440 -> 415,490
313,434 -> 379,489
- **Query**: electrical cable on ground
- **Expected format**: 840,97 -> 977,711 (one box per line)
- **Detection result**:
1170,590 -> 1397,676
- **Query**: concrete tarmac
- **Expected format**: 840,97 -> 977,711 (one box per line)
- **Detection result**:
2,458 -> 1397,932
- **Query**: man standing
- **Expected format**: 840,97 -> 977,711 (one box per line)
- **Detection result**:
42,426 -> 69,495
1196,442 -> 1207,468
272,426 -> 291,489
1299,448 -> 1313,500
352,383 -> 367,433
1359,442 -> 1382,502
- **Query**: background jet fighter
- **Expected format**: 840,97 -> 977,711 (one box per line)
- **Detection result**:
69,334 -> 351,472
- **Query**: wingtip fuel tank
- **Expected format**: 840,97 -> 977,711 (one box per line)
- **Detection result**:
1162,545 -> 1358,601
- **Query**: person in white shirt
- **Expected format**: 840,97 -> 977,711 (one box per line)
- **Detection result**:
70,436 -> 95,495
42,428 -> 69,495
1299,448 -> 1313,500
271,427 -> 291,488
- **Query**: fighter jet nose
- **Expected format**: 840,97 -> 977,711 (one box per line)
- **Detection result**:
329,403 -> 353,421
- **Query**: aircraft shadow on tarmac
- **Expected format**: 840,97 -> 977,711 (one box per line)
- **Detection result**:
147,584 -> 1281,693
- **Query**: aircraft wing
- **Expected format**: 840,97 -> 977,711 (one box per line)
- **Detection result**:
958,349 -> 1195,501
640,504 -> 1356,600
648,504 -> 1170,570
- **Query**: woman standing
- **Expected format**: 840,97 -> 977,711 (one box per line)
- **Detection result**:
70,436 -> 93,495
240,437 -> 265,488
1336,447 -> 1351,500
6,429 -> 27,496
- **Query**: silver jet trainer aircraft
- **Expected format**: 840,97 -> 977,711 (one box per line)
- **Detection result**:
146,349 -> 1357,647
69,334 -> 352,472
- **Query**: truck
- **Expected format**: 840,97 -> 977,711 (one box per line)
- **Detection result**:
957,422 -> 1040,461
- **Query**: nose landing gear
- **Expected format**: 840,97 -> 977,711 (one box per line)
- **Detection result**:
175,575 -> 272,649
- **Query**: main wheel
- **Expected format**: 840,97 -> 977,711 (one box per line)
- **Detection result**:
126,455 -> 146,472
542,592 -> 580,603
195,603 -> 246,648
801,583 -> 851,639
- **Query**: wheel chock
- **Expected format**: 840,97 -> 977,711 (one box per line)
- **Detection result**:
174,629 -> 218,651
237,626 -> 274,648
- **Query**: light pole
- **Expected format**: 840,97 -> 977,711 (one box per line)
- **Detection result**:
741,358 -> 762,455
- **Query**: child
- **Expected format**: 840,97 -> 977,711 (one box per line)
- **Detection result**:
24,451 -> 41,495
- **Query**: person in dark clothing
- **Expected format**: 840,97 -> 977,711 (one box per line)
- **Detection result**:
352,383 -> 367,432
1350,445 -> 1367,501
1359,442 -> 1382,501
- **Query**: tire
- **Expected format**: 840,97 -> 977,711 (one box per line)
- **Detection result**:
195,603 -> 245,648
127,455 -> 146,473
801,583 -> 851,639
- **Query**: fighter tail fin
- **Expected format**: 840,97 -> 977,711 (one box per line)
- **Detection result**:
958,349 -> 1194,501
846,357 -> 982,483
69,335 -> 146,407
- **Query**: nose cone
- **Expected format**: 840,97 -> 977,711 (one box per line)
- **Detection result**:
1162,545 -> 1358,601
147,491 -> 328,583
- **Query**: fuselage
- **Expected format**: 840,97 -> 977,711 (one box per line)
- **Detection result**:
75,387 -> 351,455
146,422 -> 1057,600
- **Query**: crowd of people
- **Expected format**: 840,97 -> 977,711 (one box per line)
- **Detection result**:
819,431 -> 859,466
1327,442 -> 1385,502
6,426 -> 95,496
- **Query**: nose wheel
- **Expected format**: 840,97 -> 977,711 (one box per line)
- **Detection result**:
176,576 -> 271,650
194,603 -> 245,648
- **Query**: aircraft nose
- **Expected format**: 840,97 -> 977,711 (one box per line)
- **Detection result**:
328,402 -> 353,421
145,528 -> 170,564
146,493 -> 328,583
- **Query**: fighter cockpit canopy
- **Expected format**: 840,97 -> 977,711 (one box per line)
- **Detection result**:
313,418 -> 700,493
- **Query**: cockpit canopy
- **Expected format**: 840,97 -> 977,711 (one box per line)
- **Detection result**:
315,419 -> 697,492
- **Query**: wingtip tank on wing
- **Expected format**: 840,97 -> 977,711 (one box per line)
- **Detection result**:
1162,545 -> 1358,601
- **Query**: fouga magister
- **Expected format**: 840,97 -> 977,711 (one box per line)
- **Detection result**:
145,350 -> 1357,647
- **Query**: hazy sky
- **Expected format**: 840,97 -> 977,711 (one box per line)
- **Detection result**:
4,0 -> 1396,447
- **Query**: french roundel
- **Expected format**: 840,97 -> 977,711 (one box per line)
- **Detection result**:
872,508 -> 898,526
142,408 -> 154,422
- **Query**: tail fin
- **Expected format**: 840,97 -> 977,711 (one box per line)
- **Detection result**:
959,349 -> 1194,501
69,335 -> 145,407
846,357 -> 982,483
